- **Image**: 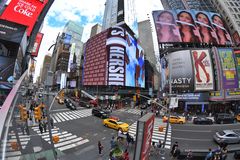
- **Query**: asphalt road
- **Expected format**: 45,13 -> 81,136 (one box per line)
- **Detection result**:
171,122 -> 240,151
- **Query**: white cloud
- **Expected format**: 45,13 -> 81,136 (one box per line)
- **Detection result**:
34,0 -> 163,81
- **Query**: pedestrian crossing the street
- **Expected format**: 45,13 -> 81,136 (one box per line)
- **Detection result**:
1,131 -> 30,159
128,118 -> 172,149
32,126 -> 89,152
51,109 -> 92,123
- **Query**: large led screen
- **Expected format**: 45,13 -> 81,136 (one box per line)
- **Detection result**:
106,26 -> 145,88
191,49 -> 214,91
0,0 -> 48,36
218,48 -> 238,89
234,50 -> 240,87
161,50 -> 194,92
152,10 -> 232,46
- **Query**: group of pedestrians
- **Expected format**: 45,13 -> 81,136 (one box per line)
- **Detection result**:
38,120 -> 48,134
205,145 -> 228,160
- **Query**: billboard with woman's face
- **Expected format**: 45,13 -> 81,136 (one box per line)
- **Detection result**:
152,10 -> 233,46
152,10 -> 182,43
176,10 -> 202,43
210,13 -> 232,46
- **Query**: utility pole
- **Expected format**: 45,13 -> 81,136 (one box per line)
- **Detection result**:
163,58 -> 172,149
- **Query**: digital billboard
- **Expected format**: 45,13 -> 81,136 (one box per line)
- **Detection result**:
234,50 -> 240,87
191,49 -> 214,91
0,0 -> 48,36
161,50 -> 194,92
31,32 -> 43,57
106,26 -> 145,88
152,10 -> 232,46
218,48 -> 238,89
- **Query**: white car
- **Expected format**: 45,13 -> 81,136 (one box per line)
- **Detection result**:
214,130 -> 240,144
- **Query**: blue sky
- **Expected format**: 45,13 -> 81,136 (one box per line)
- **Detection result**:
35,0 -> 163,81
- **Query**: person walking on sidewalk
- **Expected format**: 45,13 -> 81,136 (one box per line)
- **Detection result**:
98,141 -> 103,155
170,141 -> 178,156
221,146 -> 228,160
39,121 -> 43,134
205,148 -> 213,160
110,136 -> 115,150
123,149 -> 129,160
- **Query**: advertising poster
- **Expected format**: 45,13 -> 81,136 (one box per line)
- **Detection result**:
134,113 -> 154,160
209,12 -> 232,46
191,49 -> 214,91
233,31 -> 240,46
234,50 -> 240,86
218,48 -> 238,89
152,10 -> 182,43
165,50 -> 194,92
152,10 -> 233,46
106,26 -> 145,88
0,56 -> 15,83
176,10 -> 202,43
31,32 -> 43,57
0,0 -> 48,36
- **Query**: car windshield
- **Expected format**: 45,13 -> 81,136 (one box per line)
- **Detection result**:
218,131 -> 226,136
117,121 -> 125,125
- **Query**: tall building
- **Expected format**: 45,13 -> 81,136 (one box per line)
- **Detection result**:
102,0 -> 138,36
90,23 -> 102,38
138,20 -> 160,91
210,0 -> 240,46
161,0 -> 216,12
63,20 -> 84,67
41,55 -> 51,84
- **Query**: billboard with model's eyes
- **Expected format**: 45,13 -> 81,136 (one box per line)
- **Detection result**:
152,10 -> 232,46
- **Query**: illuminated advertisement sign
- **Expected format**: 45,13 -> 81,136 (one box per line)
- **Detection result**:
218,48 -> 238,89
234,50 -> 240,86
225,89 -> 240,100
0,19 -> 27,44
152,10 -> 232,46
134,113 -> 154,160
233,31 -> 240,47
161,50 -> 194,92
0,0 -> 48,36
106,26 -> 145,88
209,90 -> 225,101
191,49 -> 214,91
31,32 -> 43,57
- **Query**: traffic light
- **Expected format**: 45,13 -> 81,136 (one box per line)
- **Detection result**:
19,105 -> 28,121
34,106 -> 42,121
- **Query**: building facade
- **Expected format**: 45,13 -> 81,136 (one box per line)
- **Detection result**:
102,0 -> 138,36
63,21 -> 84,67
90,23 -> 102,38
40,55 -> 51,84
161,0 -> 216,12
210,0 -> 240,47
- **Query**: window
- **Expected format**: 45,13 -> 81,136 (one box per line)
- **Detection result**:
230,2 -> 234,6
234,8 -> 238,12
235,2 -> 239,6
229,7 -> 234,12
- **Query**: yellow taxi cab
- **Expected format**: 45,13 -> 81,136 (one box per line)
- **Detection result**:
236,114 -> 240,121
103,118 -> 129,132
162,115 -> 186,124
58,98 -> 64,104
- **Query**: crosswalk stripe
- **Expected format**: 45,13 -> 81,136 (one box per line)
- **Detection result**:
61,112 -> 71,120
59,112 -> 69,121
55,113 -> 65,122
58,139 -> 89,151
53,114 -> 61,122
66,112 -> 76,119
129,118 -> 172,149
32,126 -> 89,152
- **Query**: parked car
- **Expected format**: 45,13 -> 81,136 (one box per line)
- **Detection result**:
214,113 -> 235,124
79,101 -> 91,108
213,130 -> 240,144
193,117 -> 213,125
163,115 -> 186,124
66,101 -> 77,110
92,108 -> 109,119
103,118 -> 129,132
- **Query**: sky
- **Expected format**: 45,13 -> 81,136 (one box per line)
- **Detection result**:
34,0 -> 163,81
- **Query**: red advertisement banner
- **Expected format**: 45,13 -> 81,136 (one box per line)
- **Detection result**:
0,0 -> 48,36
31,32 -> 43,57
